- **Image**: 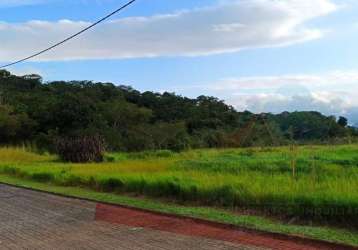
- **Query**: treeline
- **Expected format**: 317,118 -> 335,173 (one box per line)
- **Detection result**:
0,70 -> 356,152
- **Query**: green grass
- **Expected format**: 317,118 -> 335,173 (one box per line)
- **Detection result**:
0,174 -> 357,247
0,145 -> 358,224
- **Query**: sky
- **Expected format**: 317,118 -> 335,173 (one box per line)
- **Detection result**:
1,0 -> 358,123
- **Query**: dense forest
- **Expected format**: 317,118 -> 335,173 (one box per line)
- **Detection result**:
0,70 -> 356,152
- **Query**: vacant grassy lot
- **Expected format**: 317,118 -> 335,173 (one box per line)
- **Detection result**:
0,145 -> 357,225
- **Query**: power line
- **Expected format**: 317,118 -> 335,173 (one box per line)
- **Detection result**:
0,0 -> 137,69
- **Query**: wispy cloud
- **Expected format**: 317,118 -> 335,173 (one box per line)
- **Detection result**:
190,71 -> 358,92
0,0 -> 337,61
174,70 -> 358,120
238,90 -> 358,125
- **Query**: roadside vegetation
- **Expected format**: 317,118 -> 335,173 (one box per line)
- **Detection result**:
1,145 -> 357,228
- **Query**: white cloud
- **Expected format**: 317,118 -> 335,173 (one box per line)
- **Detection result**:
0,0 -> 337,61
196,71 -> 358,92
238,90 -> 358,126
174,70 -> 358,121
240,90 -> 358,125
242,92 -> 346,114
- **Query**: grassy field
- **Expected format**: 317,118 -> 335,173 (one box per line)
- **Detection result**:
0,145 -> 357,226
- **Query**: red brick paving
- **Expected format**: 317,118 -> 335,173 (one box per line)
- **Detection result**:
96,203 -> 358,250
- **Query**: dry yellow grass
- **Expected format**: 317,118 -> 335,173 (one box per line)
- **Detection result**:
0,147 -> 54,164
70,159 -> 171,176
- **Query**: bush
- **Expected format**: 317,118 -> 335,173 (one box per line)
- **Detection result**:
31,172 -> 54,182
127,150 -> 175,159
98,178 -> 124,192
55,136 -> 105,163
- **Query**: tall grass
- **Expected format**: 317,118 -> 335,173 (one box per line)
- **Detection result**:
0,147 -> 54,163
1,145 -> 358,225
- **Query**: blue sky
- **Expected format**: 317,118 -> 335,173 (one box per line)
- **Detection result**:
1,0 -> 358,122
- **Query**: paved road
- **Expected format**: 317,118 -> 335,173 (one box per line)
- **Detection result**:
0,184 -> 261,250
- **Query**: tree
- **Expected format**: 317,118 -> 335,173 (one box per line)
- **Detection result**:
0,105 -> 19,142
0,70 -> 355,151
338,116 -> 348,127
150,122 -> 190,151
0,70 -> 11,79
0,104 -> 35,144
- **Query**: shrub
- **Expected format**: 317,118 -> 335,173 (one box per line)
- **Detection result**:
0,166 -> 20,175
154,150 -> 175,158
127,150 -> 175,159
31,172 -> 54,182
99,178 -> 124,192
55,135 -> 105,163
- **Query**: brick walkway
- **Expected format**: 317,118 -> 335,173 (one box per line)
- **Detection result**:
0,184 -> 262,250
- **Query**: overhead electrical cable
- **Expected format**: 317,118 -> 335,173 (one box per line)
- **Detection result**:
0,0 -> 137,69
